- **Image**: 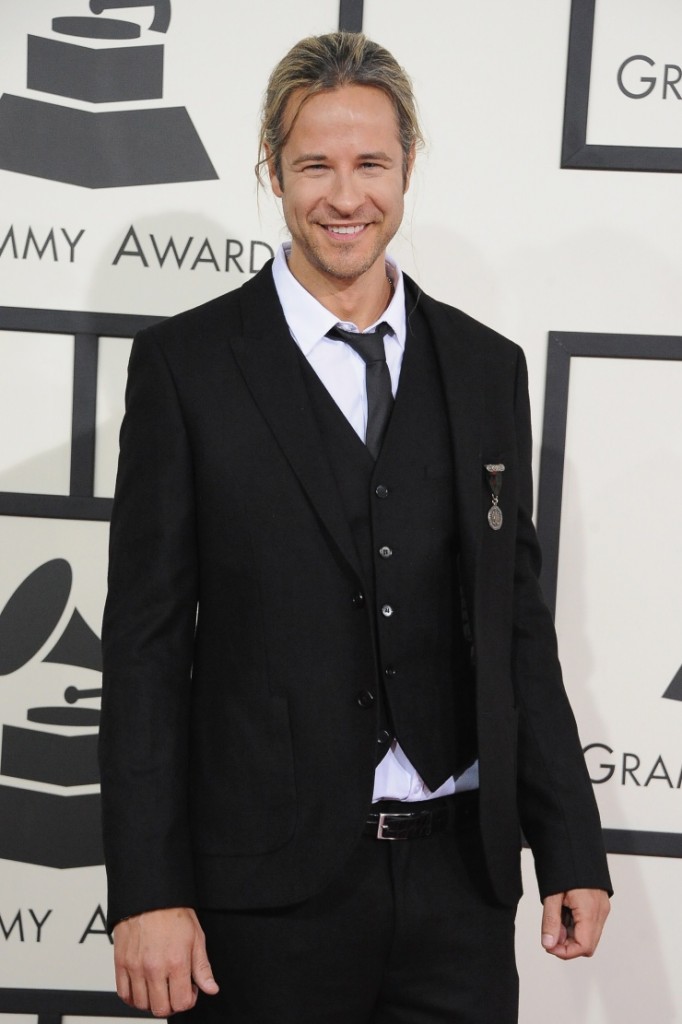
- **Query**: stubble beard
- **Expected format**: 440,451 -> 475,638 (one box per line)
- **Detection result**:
301,223 -> 396,283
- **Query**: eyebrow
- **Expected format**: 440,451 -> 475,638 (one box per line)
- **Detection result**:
291,154 -> 326,166
358,152 -> 394,162
290,151 -> 394,166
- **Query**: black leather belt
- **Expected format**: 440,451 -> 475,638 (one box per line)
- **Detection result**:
364,790 -> 478,840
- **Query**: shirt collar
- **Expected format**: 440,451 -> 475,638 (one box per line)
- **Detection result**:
271,242 -> 407,357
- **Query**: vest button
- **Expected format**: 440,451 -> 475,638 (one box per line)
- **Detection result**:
381,604 -> 394,618
356,690 -> 375,709
377,729 -> 391,745
374,484 -> 389,499
384,666 -> 397,678
378,545 -> 393,559
352,592 -> 365,608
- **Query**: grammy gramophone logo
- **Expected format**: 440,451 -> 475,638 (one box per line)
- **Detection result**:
0,559 -> 105,868
0,0 -> 217,188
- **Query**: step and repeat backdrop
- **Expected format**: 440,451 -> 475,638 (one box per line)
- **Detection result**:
0,2 -> 680,1023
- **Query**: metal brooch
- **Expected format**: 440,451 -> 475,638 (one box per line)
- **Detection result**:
484,463 -> 505,531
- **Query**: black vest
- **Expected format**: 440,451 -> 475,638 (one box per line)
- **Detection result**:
298,304 -> 476,789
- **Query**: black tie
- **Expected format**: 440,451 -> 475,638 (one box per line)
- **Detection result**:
327,322 -> 393,459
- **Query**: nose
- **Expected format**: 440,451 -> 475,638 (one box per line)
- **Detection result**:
327,169 -> 364,215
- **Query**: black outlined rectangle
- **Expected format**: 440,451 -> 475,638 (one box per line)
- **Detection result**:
537,330 -> 682,859
0,987 -> 149,1021
562,0 -> 682,173
338,0 -> 364,32
0,307 -> 162,522
0,308 -> 159,1019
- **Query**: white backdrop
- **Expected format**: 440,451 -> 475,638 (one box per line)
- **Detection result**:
1,1 -> 680,1022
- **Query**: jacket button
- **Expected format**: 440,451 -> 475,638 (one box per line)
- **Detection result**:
356,690 -> 375,709
381,604 -> 394,618
378,545 -> 393,559
384,666 -> 397,678
352,592 -> 365,608
377,729 -> 391,745
375,484 -> 389,499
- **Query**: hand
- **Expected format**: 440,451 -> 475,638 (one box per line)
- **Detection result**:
113,906 -> 219,1016
541,888 -> 610,960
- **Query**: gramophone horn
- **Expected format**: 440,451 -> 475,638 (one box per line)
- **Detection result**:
0,560 -> 72,675
44,608 -> 102,673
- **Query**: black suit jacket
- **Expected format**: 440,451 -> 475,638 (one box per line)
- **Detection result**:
99,263 -> 611,929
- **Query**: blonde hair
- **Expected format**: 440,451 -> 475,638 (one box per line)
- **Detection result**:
257,32 -> 423,186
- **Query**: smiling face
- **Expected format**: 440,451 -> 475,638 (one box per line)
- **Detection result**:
268,84 -> 414,300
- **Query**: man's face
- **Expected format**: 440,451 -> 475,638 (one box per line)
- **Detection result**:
268,84 -> 414,295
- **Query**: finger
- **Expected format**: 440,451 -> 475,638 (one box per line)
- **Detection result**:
554,937 -> 593,960
115,966 -> 133,1006
543,927 -> 569,958
561,889 -> 610,958
541,893 -> 564,950
129,972 -> 151,1013
168,968 -> 199,1014
547,916 -> 603,960
191,937 -> 220,996
147,973 -> 173,1019
568,914 -> 604,957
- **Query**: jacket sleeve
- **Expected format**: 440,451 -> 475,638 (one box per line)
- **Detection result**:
510,347 -> 612,899
99,329 -> 199,930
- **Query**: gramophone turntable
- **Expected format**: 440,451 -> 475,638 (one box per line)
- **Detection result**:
0,0 -> 217,187
0,559 -> 105,867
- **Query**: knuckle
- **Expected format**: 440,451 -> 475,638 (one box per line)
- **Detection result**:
141,956 -> 163,976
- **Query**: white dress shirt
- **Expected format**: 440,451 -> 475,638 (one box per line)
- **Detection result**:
271,243 -> 479,802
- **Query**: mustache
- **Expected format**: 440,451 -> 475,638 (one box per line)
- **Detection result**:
312,207 -> 381,225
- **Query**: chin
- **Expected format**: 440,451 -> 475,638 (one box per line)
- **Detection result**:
317,249 -> 380,281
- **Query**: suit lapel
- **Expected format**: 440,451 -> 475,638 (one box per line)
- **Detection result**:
406,277 -> 485,614
229,264 -> 365,584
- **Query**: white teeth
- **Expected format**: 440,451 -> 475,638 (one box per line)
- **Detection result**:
327,225 -> 364,235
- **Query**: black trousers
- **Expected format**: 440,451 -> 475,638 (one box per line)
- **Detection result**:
176,801 -> 518,1024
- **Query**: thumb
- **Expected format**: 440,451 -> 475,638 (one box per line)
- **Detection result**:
541,893 -> 564,949
191,937 -> 219,995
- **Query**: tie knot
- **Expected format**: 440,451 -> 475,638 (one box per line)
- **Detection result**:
327,322 -> 390,365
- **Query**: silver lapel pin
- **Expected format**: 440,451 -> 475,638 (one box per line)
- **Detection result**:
484,463 -> 505,531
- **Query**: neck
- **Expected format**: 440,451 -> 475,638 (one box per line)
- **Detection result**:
287,252 -> 393,331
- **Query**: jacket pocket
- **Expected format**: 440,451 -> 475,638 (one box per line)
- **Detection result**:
191,694 -> 297,856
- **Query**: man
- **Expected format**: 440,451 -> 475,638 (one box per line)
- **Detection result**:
100,31 -> 611,1024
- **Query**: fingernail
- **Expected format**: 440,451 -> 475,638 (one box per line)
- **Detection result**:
542,933 -> 554,948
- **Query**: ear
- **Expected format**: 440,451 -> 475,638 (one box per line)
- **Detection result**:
264,144 -> 284,197
403,142 -> 416,193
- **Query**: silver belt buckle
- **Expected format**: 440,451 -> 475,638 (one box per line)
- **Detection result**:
377,811 -> 411,840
